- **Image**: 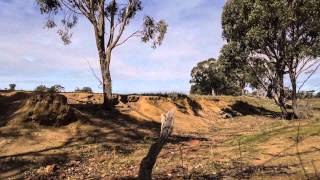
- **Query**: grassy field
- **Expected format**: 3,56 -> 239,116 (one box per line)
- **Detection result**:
0,92 -> 319,179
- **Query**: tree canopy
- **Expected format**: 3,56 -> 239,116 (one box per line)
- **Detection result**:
222,0 -> 320,118
190,58 -> 252,96
36,0 -> 167,47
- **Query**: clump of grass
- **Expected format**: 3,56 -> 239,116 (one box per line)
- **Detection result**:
290,121 -> 320,137
227,120 -> 320,147
136,92 -> 188,101
227,125 -> 289,146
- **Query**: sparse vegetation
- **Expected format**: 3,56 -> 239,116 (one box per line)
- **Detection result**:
48,85 -> 65,93
1,92 -> 319,179
1,0 -> 319,179
34,84 -> 65,93
34,85 -> 49,92
75,87 -> 93,93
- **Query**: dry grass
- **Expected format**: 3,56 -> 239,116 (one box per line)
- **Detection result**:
0,92 -> 320,179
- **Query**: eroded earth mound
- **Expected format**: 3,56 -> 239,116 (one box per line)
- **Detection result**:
1,92 -> 76,126
23,93 -> 76,126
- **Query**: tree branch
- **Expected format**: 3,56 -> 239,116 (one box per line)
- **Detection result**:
298,62 -> 320,92
110,1 -> 132,48
115,30 -> 142,47
86,60 -> 103,88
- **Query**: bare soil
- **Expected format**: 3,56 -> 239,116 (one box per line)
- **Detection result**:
0,92 -> 319,179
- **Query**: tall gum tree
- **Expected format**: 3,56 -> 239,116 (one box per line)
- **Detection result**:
222,0 -> 320,119
218,42 -> 263,95
282,0 -> 320,118
36,0 -> 168,110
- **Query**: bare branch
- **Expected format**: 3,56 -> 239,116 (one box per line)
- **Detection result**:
107,0 -> 116,48
110,2 -> 131,48
298,62 -> 320,92
115,30 -> 142,47
86,60 -> 103,88
60,0 -> 82,15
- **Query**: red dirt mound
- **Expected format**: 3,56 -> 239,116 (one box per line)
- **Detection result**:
3,93 -> 76,126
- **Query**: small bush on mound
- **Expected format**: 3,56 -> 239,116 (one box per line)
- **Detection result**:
75,87 -> 93,93
34,85 -> 48,92
9,83 -> 16,91
48,85 -> 65,93
24,93 -> 76,126
34,84 -> 65,93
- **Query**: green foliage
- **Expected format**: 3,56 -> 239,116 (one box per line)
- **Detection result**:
34,84 -> 64,93
190,58 -> 242,96
222,0 -> 320,118
34,85 -> 49,92
222,0 -> 320,82
219,42 -> 264,90
75,87 -> 93,93
9,84 -> 16,91
189,50 -> 265,96
48,84 -> 65,93
35,0 -> 168,47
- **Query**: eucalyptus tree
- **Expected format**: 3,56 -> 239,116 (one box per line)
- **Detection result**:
282,0 -> 320,118
190,58 -> 242,96
219,42 -> 263,95
222,0 -> 320,118
36,0 -> 168,110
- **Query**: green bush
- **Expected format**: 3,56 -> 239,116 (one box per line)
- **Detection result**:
9,84 -> 16,91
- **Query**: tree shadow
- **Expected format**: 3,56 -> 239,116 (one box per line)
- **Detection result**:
72,103 -> 208,144
0,102 -> 207,178
0,92 -> 31,127
226,100 -> 282,117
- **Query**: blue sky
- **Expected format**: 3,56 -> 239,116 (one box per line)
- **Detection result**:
0,0 -> 319,93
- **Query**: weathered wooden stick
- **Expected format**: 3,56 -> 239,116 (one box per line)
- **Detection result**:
138,111 -> 175,180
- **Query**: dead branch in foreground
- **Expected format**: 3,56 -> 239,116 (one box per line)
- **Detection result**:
138,111 -> 175,180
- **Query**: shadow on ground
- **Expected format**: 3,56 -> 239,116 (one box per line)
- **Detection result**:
0,92 -> 30,127
0,102 -> 207,179
229,101 -> 282,117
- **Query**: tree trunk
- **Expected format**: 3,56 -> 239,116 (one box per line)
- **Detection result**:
212,88 -> 216,96
276,70 -> 289,118
102,51 -> 113,111
290,73 -> 299,119
240,81 -> 246,96
92,17 -> 114,111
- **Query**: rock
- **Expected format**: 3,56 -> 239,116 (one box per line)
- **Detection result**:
118,95 -> 129,103
24,93 -> 76,126
219,107 -> 242,119
45,164 -> 59,174
147,96 -> 161,101
221,113 -> 233,119
128,95 -> 140,102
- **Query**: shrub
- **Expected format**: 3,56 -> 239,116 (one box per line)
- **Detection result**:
82,87 -> 93,93
75,87 -> 93,93
48,84 -> 65,93
9,84 -> 16,91
34,85 -> 48,92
